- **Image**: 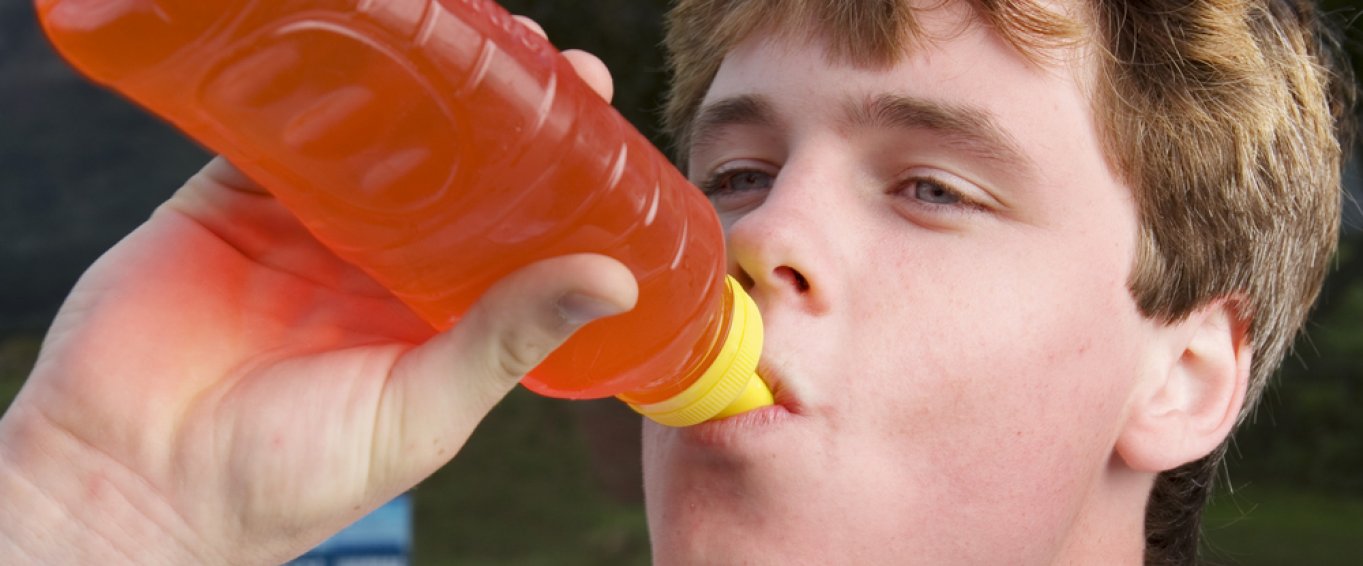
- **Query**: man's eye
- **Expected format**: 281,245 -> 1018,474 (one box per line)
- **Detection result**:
909,178 -> 963,205
700,169 -> 775,196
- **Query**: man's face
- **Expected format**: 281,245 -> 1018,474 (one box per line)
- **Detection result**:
642,3 -> 1166,563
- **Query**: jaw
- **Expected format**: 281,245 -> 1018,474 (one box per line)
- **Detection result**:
643,413 -> 1155,565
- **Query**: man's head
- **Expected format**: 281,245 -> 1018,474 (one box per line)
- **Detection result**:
641,0 -> 1348,563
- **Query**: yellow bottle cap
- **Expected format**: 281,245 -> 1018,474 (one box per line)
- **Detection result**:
621,275 -> 772,427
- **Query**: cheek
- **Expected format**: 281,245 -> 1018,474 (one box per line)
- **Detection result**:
842,226 -> 1145,509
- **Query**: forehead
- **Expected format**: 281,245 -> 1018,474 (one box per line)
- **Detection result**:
708,0 -> 1093,103
694,2 -> 1102,177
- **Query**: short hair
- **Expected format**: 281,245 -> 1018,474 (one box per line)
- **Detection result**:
660,0 -> 1352,563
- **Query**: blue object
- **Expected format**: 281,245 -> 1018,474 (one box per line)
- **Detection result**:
289,495 -> 412,566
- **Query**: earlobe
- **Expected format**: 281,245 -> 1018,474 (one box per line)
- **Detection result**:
1116,300 -> 1251,473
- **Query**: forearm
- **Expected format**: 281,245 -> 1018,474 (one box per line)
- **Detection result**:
0,406 -> 203,564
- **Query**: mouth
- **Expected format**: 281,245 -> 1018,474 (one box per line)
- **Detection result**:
669,358 -> 804,446
756,358 -> 804,415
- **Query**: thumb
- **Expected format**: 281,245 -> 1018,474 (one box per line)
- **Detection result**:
369,253 -> 637,487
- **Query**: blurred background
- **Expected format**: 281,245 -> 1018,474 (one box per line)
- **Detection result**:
1,1 -> 1359,564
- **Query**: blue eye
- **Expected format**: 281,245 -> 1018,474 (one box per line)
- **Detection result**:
700,168 -> 774,196
910,178 -> 963,205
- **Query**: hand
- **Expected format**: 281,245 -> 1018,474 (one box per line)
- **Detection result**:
0,17 -> 630,564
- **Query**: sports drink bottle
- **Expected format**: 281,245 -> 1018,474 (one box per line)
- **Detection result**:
35,0 -> 772,426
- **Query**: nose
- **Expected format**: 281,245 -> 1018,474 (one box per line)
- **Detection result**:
724,173 -> 831,315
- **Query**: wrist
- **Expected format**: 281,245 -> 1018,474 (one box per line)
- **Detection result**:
0,405 -> 204,564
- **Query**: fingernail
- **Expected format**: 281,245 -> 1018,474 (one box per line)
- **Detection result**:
557,293 -> 624,327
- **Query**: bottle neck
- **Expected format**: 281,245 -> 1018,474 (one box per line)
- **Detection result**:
617,276 -> 772,427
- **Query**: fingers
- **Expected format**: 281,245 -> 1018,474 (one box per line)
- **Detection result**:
373,254 -> 638,482
513,15 -> 615,103
562,50 -> 614,103
198,156 -> 269,194
418,253 -> 636,407
513,14 -> 546,37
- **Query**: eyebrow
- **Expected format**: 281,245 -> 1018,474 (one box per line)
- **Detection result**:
687,94 -> 779,164
843,93 -> 1035,178
688,92 -> 1035,182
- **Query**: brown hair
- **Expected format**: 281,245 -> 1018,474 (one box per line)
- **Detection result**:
661,0 -> 1352,563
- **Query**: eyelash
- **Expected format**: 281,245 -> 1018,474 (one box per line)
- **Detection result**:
698,167 -> 773,198
895,175 -> 985,214
698,166 -> 985,216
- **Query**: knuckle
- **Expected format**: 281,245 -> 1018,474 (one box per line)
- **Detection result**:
493,327 -> 548,379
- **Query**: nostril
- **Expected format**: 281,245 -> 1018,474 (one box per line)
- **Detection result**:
774,266 -> 810,293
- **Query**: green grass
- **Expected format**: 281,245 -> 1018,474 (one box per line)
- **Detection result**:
409,389 -> 649,565
1202,483 -> 1363,565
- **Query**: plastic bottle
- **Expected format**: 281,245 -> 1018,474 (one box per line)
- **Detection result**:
35,0 -> 772,426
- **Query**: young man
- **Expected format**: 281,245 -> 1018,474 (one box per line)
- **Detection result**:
645,0 -> 1348,563
0,0 -> 1348,564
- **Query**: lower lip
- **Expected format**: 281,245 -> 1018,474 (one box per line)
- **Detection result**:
678,403 -> 795,447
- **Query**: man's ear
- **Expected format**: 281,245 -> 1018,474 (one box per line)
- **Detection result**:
1116,299 -> 1251,473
